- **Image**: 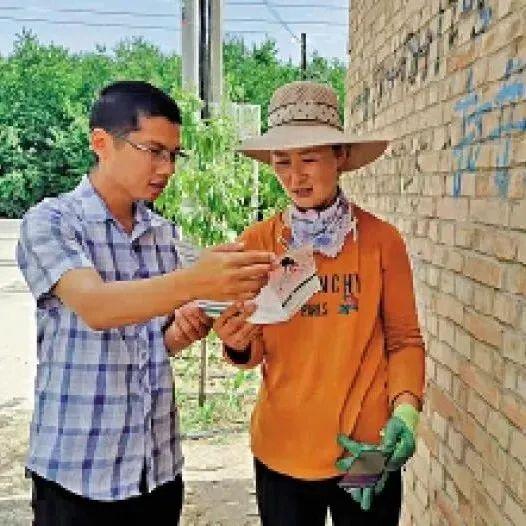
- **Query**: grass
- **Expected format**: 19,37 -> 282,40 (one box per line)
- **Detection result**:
171,335 -> 260,436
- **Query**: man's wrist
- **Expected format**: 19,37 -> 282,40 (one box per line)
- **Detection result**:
170,268 -> 206,305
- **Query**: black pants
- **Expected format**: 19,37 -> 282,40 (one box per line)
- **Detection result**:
31,471 -> 183,526
254,458 -> 402,526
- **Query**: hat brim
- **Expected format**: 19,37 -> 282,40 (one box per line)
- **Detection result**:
238,124 -> 389,171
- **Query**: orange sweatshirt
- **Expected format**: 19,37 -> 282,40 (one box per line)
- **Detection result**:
224,205 -> 425,480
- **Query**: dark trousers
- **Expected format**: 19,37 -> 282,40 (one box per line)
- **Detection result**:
254,458 -> 402,526
31,471 -> 183,526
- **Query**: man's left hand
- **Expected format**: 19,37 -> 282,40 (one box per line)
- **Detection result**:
164,303 -> 212,355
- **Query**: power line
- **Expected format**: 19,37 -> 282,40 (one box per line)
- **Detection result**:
229,18 -> 346,26
0,3 -> 348,17
263,0 -> 299,42
0,6 -> 177,19
0,5 -> 346,27
0,15 -> 182,31
228,1 -> 347,9
0,14 -> 265,35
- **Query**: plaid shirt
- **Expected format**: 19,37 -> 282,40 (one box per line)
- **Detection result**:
16,176 -> 183,501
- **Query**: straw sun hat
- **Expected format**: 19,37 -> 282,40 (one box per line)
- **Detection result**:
238,81 -> 389,171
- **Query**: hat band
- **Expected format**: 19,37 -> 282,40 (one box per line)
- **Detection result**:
268,101 -> 341,130
268,118 -> 343,131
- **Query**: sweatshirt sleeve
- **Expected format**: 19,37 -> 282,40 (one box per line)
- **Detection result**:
221,221 -> 271,370
223,337 -> 265,369
381,225 -> 426,408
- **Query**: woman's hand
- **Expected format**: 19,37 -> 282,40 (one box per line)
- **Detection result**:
213,302 -> 262,351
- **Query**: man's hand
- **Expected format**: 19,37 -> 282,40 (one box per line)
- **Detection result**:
164,303 -> 212,356
189,243 -> 276,302
213,302 -> 262,351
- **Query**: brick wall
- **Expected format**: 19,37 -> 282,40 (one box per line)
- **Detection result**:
343,1 -> 525,524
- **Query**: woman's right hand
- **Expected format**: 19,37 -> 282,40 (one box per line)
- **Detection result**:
213,302 -> 262,351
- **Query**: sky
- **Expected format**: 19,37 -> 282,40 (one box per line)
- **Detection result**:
0,0 -> 349,63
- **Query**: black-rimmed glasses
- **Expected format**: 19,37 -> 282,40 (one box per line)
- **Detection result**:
113,133 -> 189,164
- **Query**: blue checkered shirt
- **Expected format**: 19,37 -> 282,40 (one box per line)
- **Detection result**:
16,176 -> 183,501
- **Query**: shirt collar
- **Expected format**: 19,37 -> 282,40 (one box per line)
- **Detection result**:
75,175 -> 165,234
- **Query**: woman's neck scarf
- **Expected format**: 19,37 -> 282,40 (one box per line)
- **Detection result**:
284,189 -> 357,258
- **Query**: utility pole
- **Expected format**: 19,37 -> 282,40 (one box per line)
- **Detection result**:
181,0 -> 199,96
199,0 -> 211,118
210,0 -> 224,103
301,32 -> 307,79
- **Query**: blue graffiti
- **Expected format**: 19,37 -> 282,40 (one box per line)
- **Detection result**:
461,0 -> 493,36
452,58 -> 525,198
495,141 -> 511,196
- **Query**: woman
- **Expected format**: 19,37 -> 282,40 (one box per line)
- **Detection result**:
213,81 -> 425,525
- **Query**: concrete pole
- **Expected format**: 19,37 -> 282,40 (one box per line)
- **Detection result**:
301,33 -> 307,79
210,0 -> 224,103
182,0 -> 199,96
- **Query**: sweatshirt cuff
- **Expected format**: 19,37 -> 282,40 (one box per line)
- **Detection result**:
224,343 -> 252,365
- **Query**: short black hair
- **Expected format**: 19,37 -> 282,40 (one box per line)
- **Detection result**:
89,80 -> 182,134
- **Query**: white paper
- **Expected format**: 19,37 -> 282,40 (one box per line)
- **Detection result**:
173,240 -> 320,324
248,245 -> 321,324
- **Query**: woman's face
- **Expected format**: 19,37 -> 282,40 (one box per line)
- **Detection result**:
271,145 -> 347,209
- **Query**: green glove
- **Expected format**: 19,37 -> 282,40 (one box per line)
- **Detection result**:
347,471 -> 389,511
380,403 -> 419,471
335,434 -> 380,471
335,435 -> 388,512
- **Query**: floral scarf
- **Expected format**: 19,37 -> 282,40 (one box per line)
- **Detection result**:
284,190 -> 357,257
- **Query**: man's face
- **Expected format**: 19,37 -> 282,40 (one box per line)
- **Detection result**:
92,115 -> 182,202
270,145 -> 346,209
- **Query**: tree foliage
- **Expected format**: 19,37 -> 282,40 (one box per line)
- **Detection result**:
0,31 -> 345,244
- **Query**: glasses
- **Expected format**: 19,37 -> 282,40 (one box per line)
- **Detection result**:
113,133 -> 189,164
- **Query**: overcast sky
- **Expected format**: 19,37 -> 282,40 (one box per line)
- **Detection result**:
0,0 -> 349,63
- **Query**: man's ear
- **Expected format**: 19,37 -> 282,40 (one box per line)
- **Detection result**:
90,128 -> 112,162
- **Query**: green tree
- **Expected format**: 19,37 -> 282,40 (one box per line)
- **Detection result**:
0,32 -> 344,226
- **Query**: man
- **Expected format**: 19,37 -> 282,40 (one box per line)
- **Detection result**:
16,80 -> 274,525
